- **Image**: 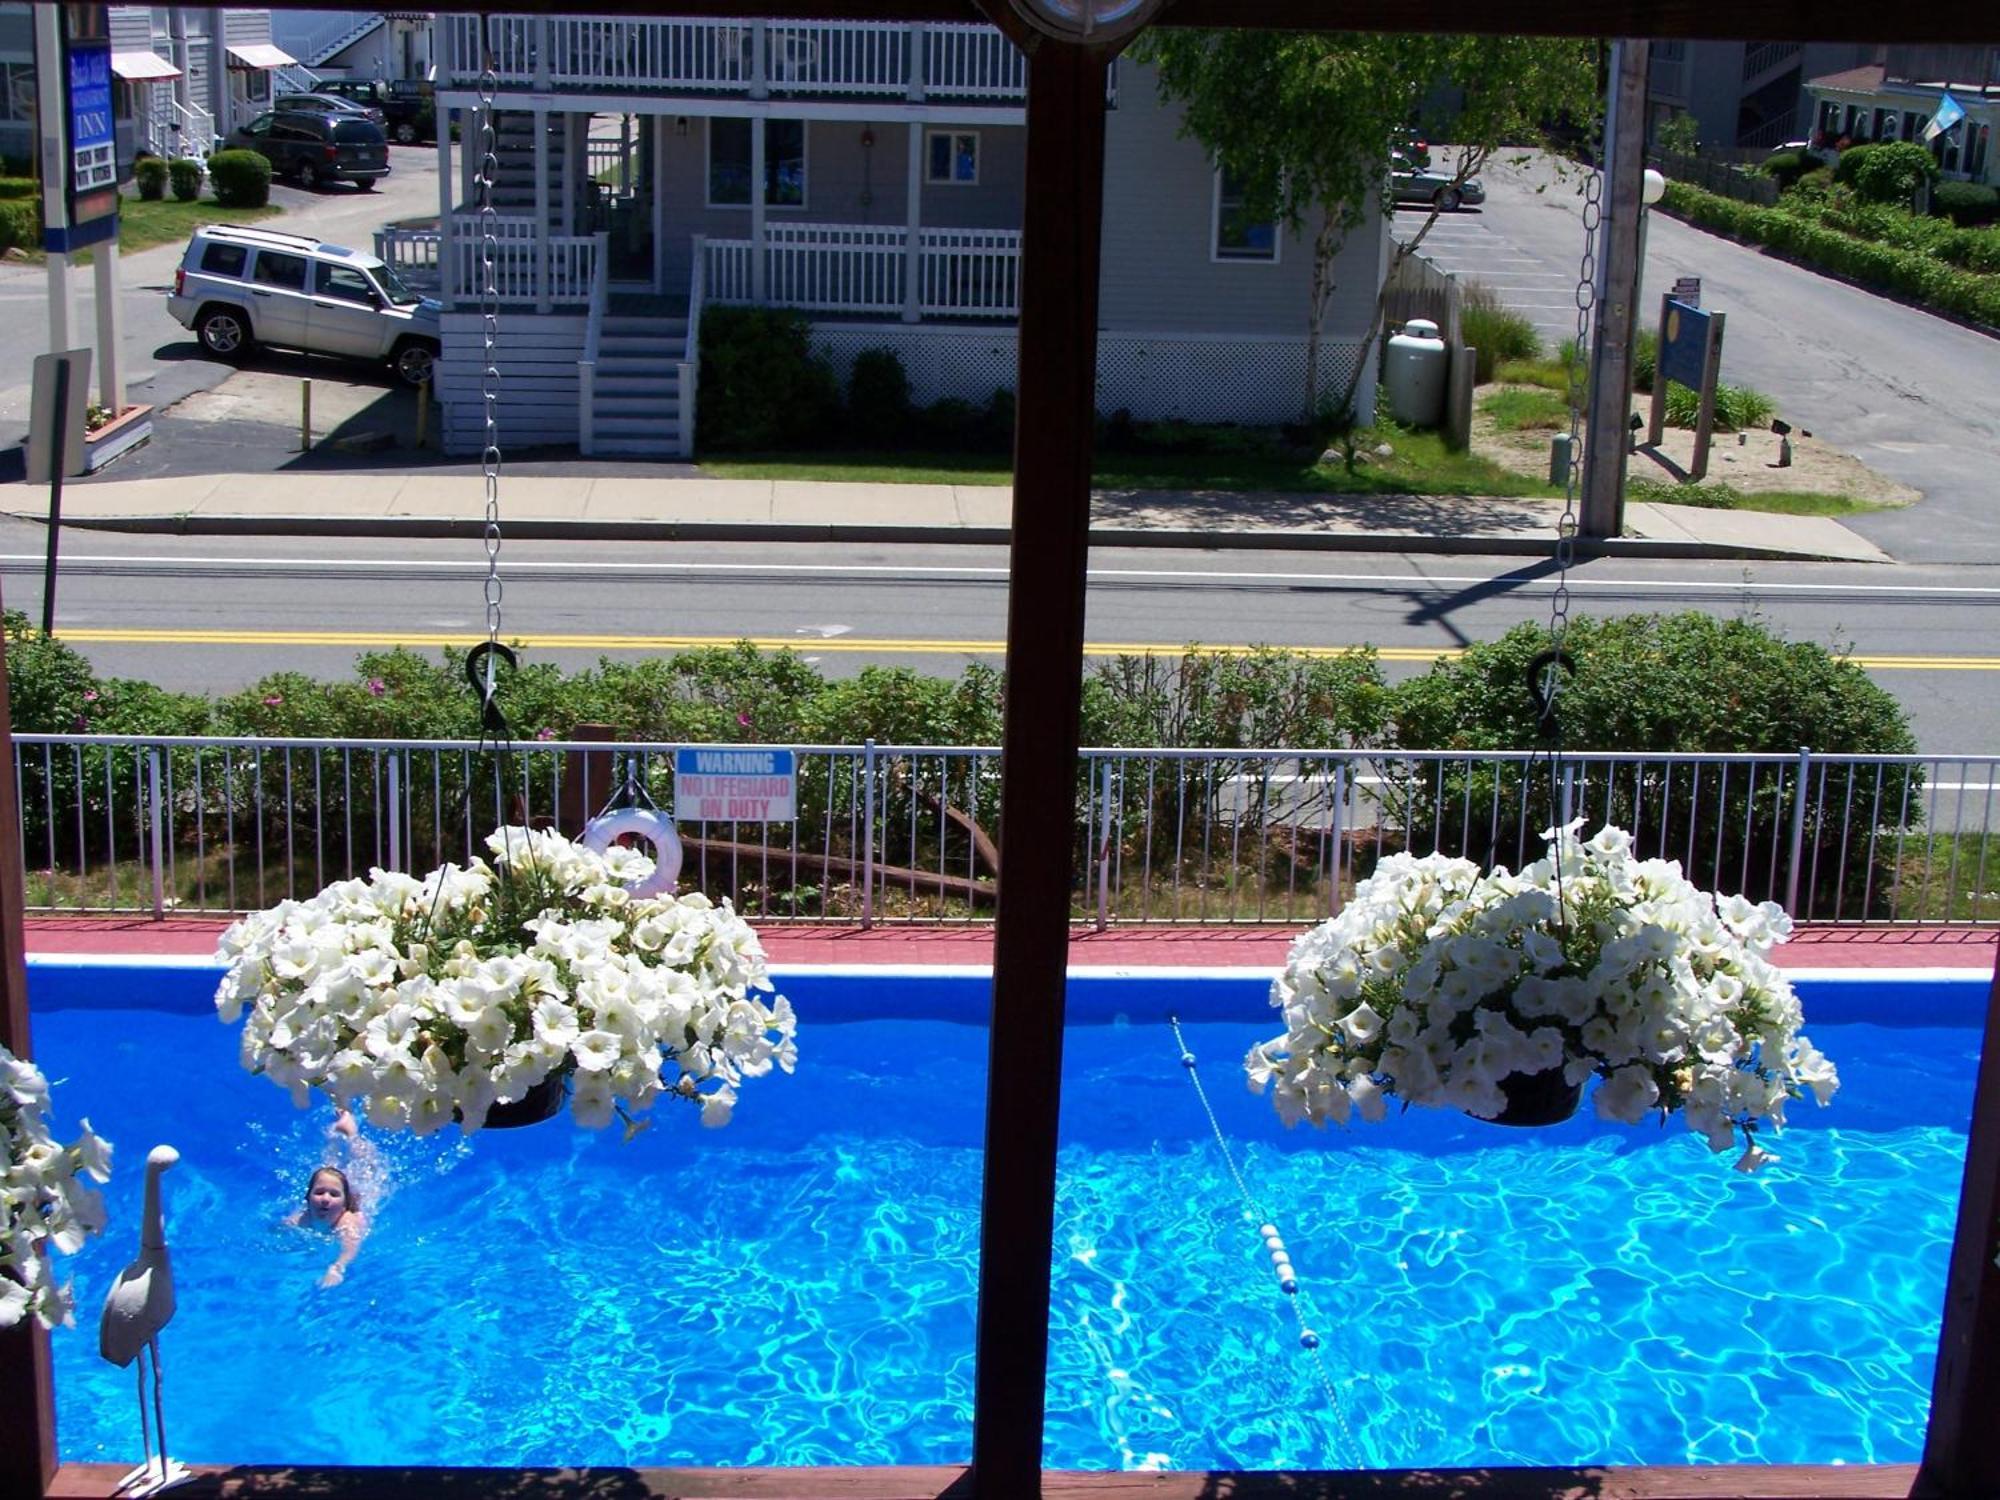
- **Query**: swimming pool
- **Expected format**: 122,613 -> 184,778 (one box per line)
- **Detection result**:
30,959 -> 1986,1473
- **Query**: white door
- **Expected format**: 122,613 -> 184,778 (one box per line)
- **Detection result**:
309,262 -> 387,357
246,248 -> 314,348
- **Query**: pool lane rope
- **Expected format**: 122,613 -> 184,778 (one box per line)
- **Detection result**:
1167,1014 -> 1374,1472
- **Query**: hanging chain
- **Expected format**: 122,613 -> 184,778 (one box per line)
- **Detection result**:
478,27 -> 504,661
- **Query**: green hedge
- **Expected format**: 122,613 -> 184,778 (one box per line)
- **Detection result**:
1661,180 -> 2000,327
134,157 -> 169,201
1934,181 -> 2000,228
0,198 -> 39,254
694,305 -> 841,451
206,149 -> 271,208
168,157 -> 204,202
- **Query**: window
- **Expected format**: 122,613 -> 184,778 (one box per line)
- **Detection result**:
1970,123 -> 1991,179
1213,167 -> 1278,263
241,112 -> 273,137
1,62 -> 35,123
927,130 -> 979,185
199,242 -> 249,278
707,118 -> 806,208
333,120 -> 378,143
252,249 -> 309,291
315,262 -> 377,305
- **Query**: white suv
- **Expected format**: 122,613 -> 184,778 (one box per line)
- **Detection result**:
167,225 -> 441,388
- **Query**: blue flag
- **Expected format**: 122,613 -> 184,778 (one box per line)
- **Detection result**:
1923,92 -> 1966,143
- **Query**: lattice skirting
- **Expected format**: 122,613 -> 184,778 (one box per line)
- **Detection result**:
811,325 -> 1374,426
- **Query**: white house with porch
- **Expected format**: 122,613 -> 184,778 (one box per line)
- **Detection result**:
379,13 -> 1386,458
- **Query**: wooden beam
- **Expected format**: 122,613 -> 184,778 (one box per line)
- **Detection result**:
1917,946 -> 2000,1498
0,603 -> 58,1499
967,18 -> 1112,1498
253,0 -> 1996,45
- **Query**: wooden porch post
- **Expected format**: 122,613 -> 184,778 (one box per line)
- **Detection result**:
533,106 -> 551,312
968,30 -> 1112,1499
0,607 -> 57,1500
750,115 -> 767,303
903,122 -> 923,323
1917,947 -> 2000,1497
436,107 -> 455,311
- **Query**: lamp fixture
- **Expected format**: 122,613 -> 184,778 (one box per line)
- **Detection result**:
1002,0 -> 1165,44
860,126 -> 875,149
675,115 -> 689,137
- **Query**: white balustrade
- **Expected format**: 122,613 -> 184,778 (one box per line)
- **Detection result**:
764,224 -> 906,314
546,236 -> 600,303
704,239 -> 755,303
923,24 -> 1027,99
373,227 -> 442,280
440,14 -> 1031,101
918,228 -> 1021,317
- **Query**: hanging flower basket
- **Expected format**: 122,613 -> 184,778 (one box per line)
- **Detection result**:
215,827 -> 798,1136
1246,822 -> 1840,1170
1,1045 -> 113,1329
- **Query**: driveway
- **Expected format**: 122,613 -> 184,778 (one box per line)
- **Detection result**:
0,144 -> 441,456
1400,151 -> 2000,564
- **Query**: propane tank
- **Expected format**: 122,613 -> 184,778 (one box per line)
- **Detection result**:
1384,317 -> 1448,429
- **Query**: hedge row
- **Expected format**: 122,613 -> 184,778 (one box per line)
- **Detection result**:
1787,189 -> 2000,276
6,609 -> 1913,760
1661,181 -> 2000,328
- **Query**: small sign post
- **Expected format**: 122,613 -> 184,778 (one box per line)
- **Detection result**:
1671,275 -> 1702,308
1647,294 -> 1727,480
673,748 -> 798,823
27,350 -> 93,636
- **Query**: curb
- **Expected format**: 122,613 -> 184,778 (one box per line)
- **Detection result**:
32,511 -> 1887,564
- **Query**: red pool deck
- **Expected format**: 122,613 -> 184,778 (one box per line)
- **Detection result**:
22,915 -> 1999,973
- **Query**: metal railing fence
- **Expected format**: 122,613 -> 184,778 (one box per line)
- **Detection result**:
12,736 -> 1995,928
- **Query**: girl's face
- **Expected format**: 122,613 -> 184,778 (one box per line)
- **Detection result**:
307,1172 -> 348,1223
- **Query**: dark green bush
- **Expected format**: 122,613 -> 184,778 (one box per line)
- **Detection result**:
1389,614 -> 1920,914
168,157 -> 203,202
1934,180 -> 2000,227
1832,142 -> 1878,188
134,157 -> 169,201
1761,148 -> 1815,189
1459,280 -> 1540,383
206,149 -> 271,208
1846,140 -> 1936,206
1661,181 -> 2000,326
0,199 -> 40,254
695,305 -> 840,451
845,348 -> 914,447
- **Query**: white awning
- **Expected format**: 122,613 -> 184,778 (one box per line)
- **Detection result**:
110,50 -> 181,82
225,42 -> 298,70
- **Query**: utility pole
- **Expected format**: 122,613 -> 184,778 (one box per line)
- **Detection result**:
1580,39 -> 1650,540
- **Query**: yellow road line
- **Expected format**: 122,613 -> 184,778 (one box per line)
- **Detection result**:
49,627 -> 1997,670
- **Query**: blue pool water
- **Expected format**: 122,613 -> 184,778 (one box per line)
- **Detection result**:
30,963 -> 1984,1473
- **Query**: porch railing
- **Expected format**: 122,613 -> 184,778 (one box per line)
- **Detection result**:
679,234 -> 707,457
576,230 -> 611,458
444,215 -> 599,304
704,224 -> 1021,319
374,225 -> 442,290
443,14 -> 1032,101
13,735 -> 1996,930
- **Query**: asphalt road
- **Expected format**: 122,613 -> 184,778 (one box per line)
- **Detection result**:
1402,152 -> 2000,565
1,523 -> 1994,753
0,145 -> 441,455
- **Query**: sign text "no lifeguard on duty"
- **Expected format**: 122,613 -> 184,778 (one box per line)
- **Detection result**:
673,748 -> 797,823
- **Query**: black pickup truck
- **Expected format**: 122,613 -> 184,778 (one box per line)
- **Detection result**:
316,78 -> 434,145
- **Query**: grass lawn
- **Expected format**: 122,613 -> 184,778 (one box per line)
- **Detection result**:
1626,480 -> 1888,518
1479,387 -> 1569,432
704,428 -> 1566,499
1,181 -> 280,262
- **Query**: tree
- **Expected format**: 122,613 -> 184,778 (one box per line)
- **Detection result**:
1136,31 -> 1598,430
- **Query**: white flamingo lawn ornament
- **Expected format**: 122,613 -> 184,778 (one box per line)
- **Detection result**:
98,1146 -> 191,1497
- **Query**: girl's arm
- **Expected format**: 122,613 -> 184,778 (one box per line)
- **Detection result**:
319,1213 -> 368,1288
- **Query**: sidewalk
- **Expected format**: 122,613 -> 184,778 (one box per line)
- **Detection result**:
6,471 -> 1893,563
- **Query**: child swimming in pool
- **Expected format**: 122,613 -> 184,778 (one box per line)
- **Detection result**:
287,1110 -> 375,1288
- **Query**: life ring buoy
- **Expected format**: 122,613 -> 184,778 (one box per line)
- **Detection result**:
580,807 -> 684,898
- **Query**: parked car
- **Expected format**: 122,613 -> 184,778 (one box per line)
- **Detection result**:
224,111 -> 391,191
167,224 -> 441,387
1390,150 -> 1484,211
314,78 -> 432,143
274,90 -> 384,125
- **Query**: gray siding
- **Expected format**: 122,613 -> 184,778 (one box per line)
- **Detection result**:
223,11 -> 273,48
108,8 -> 154,53
658,114 -> 1024,288
1097,59 -> 1382,340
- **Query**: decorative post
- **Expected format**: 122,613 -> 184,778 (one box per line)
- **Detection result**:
750,116 -> 767,303
904,122 -> 923,322
1580,39 -> 1650,541
533,107 -> 551,312
436,108 -> 454,310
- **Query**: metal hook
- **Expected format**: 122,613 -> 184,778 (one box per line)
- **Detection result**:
464,641 -> 517,736
1525,648 -> 1574,742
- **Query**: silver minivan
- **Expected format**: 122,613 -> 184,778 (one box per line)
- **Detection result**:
167,225 -> 441,387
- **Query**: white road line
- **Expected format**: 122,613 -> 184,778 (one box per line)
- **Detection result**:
8,554 -> 2000,597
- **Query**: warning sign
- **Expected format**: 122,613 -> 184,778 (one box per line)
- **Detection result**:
674,748 -> 797,823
